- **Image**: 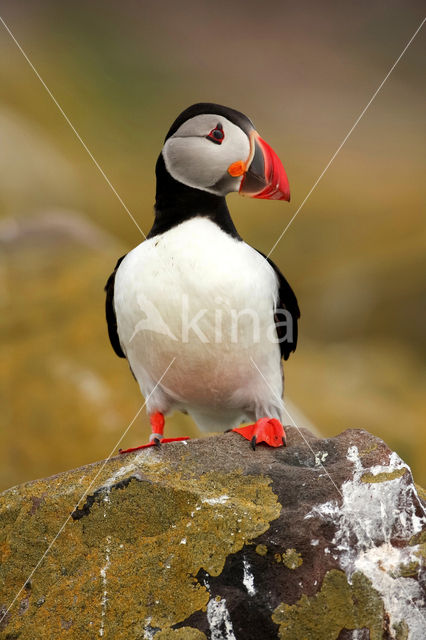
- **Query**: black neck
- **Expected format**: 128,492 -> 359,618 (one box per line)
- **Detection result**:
147,154 -> 241,239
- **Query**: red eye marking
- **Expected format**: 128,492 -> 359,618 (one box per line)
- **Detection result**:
206,122 -> 224,145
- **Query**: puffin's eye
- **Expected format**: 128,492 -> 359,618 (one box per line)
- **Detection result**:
206,123 -> 224,145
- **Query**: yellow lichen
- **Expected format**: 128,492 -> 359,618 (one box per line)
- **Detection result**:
272,569 -> 384,640
281,549 -> 303,570
361,468 -> 406,483
0,462 -> 281,639
359,442 -> 378,456
156,628 -> 207,639
408,529 -> 426,547
0,540 -> 11,563
393,619 -> 409,640
414,483 -> 426,501
394,560 -> 420,578
255,544 -> 268,556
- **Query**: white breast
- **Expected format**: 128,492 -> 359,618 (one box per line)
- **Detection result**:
114,217 -> 284,428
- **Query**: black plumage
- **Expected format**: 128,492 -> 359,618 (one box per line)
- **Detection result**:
104,255 -> 126,358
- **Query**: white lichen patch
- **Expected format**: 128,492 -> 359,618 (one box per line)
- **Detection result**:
305,445 -> 426,639
203,495 -> 230,505
355,542 -> 425,639
242,557 -> 256,596
103,462 -> 138,489
143,616 -> 156,640
99,535 -> 111,637
314,451 -> 329,466
100,456 -> 161,494
207,597 -> 236,640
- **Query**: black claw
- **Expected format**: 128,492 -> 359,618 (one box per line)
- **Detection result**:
153,437 -> 161,447
250,436 -> 257,451
282,436 -> 287,447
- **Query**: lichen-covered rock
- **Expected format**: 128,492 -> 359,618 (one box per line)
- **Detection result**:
0,427 -> 424,639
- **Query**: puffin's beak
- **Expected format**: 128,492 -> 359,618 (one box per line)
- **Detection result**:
239,131 -> 290,202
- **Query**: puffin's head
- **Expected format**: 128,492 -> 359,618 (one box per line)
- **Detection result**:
161,103 -> 290,202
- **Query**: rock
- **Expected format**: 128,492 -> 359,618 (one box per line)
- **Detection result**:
0,427 -> 425,639
0,210 -> 136,493
0,211 -> 117,252
0,107 -> 79,214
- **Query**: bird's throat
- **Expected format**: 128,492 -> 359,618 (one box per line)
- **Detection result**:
148,154 -> 241,240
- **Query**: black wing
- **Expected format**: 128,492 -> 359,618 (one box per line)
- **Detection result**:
104,255 -> 127,358
256,250 -> 300,361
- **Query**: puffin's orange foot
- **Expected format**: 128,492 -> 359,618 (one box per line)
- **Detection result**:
119,442 -> 157,454
232,418 -> 287,450
157,437 -> 190,444
119,437 -> 190,455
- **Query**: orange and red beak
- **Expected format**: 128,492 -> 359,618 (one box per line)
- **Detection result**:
239,131 -> 290,202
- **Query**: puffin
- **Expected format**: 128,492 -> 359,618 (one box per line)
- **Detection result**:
105,103 -> 300,451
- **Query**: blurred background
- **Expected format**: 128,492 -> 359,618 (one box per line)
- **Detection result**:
1,0 -> 425,490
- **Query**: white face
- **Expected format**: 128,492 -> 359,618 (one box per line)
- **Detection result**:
162,114 -> 251,196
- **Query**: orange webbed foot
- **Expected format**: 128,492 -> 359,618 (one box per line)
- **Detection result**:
119,437 -> 190,455
119,412 -> 190,454
232,418 -> 287,450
